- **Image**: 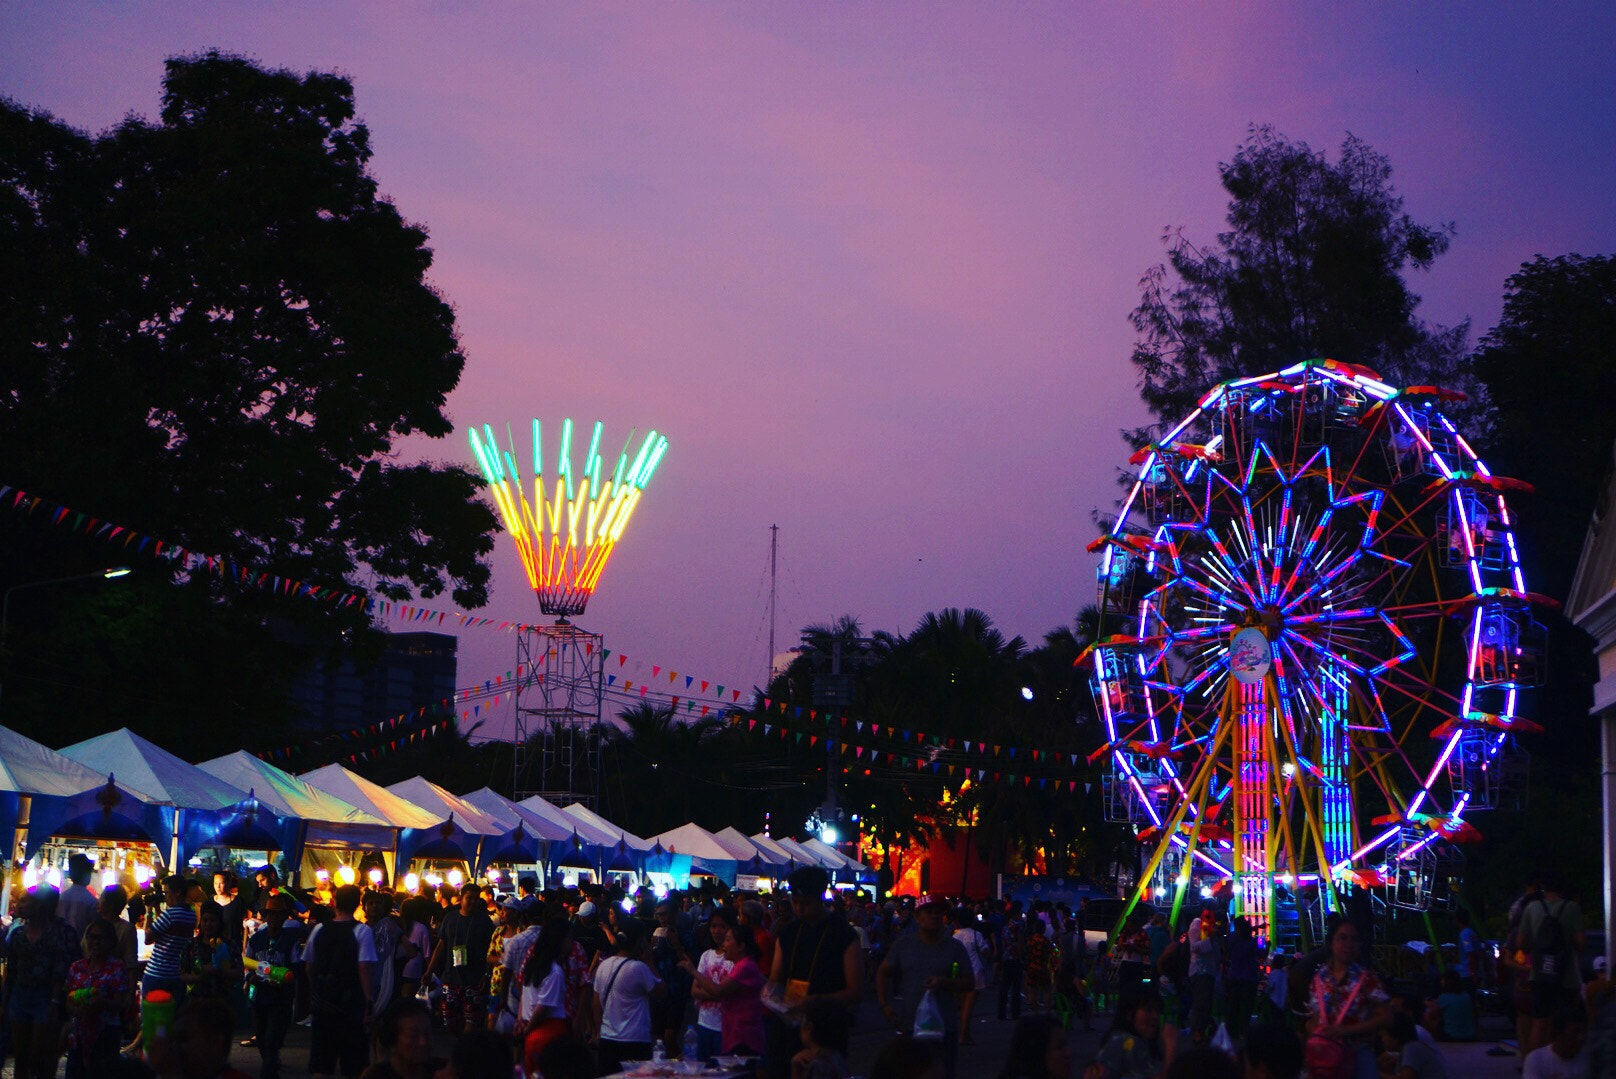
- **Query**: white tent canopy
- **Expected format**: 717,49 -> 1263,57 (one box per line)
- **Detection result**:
650,822 -> 740,864
516,795 -> 609,846
802,837 -> 865,872
712,826 -> 788,865
387,777 -> 505,835
561,802 -> 653,850
775,836 -> 840,870
462,788 -> 575,843
0,725 -> 110,797
199,752 -> 394,850
61,728 -> 247,810
749,833 -> 800,866
299,764 -> 443,830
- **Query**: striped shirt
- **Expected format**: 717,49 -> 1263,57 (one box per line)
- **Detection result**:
144,906 -> 197,979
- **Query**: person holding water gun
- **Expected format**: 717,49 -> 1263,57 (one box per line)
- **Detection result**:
64,918 -> 132,1078
243,894 -> 306,1079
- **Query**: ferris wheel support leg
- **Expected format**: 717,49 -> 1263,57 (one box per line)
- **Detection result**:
1275,704 -> 1342,914
1115,718 -> 1235,940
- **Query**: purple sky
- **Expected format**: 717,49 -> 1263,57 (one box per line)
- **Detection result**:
5,5 -> 1614,742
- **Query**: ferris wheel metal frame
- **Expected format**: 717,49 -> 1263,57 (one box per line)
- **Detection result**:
1086,358 -> 1548,935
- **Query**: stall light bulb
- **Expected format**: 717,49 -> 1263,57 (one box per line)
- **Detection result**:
425,874 -> 443,889
133,865 -> 153,885
653,884 -> 668,899
486,868 -> 501,882
101,869 -> 118,890
368,868 -> 384,886
46,867 -> 62,888
404,873 -> 421,893
621,896 -> 635,913
1199,886 -> 1213,899
337,865 -> 357,886
447,869 -> 464,889
23,865 -> 39,889
315,869 -> 331,882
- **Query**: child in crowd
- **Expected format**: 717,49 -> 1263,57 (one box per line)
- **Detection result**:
1425,970 -> 1477,1041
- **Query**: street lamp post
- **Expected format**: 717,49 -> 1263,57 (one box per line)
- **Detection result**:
0,566 -> 132,921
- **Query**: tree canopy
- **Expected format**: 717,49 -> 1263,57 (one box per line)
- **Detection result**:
0,52 -> 496,753
1127,126 -> 1479,443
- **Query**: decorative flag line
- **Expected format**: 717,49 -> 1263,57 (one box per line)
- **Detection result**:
2,480 -> 1091,773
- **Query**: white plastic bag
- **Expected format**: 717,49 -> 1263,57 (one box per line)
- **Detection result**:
913,989 -> 946,1040
1211,1021 -> 1235,1054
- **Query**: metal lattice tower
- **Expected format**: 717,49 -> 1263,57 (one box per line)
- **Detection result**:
513,622 -> 605,806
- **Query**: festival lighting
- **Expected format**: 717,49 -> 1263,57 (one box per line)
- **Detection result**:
469,419 -> 670,618
336,865 -> 357,886
101,869 -> 117,890
368,868 -> 385,886
133,864 -> 154,885
1092,359 -> 1539,932
447,868 -> 465,889
404,873 -> 420,893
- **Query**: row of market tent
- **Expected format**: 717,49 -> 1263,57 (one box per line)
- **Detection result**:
0,725 -> 873,902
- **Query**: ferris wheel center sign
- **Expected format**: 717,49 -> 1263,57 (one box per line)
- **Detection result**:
1229,628 -> 1273,684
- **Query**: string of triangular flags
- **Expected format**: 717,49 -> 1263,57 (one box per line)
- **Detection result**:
0,482 -> 544,633
727,708 -> 1091,791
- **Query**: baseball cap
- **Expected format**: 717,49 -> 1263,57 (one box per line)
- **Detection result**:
577,901 -> 597,917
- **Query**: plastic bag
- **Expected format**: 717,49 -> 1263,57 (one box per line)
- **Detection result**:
913,989 -> 946,1040
1211,1021 -> 1235,1054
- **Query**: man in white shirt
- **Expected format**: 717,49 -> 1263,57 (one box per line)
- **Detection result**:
1523,1007 -> 1588,1079
58,853 -> 99,935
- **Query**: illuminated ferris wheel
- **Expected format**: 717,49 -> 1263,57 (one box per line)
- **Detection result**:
1087,359 -> 1547,931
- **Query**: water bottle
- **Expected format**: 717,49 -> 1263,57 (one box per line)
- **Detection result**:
652,1041 -> 666,1065
683,1025 -> 699,1062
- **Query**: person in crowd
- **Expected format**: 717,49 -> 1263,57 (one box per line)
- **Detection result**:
691,906 -> 735,1063
495,901 -> 544,1034
146,875 -> 199,1001
1241,1021 -> 1303,1079
244,893 -> 304,1079
791,997 -> 851,1079
950,906 -> 991,1046
358,998 -> 441,1079
59,854 -> 100,936
1024,909 -> 1057,1016
1522,1005 -> 1588,1079
306,884 -> 376,1079
517,918 -> 574,1072
650,898 -> 694,1058
440,1029 -> 514,1079
571,900 -> 607,965
999,901 -> 1026,1022
592,921 -> 664,1076
681,921 -> 767,1057
166,995 -> 253,1079
427,881 -> 494,1038
88,883 -> 140,983
740,899 -> 775,981
1387,993 -> 1438,1049
212,872 -> 247,955
1379,1012 -> 1450,1079
766,867 -> 863,1079
1084,990 -> 1176,1079
1259,952 -> 1288,1023
1145,915 -> 1171,976
1518,869 -> 1584,1059
1185,907 -> 1218,1041
995,1014 -> 1074,1079
1114,917 -> 1149,1010
396,892 -> 432,1005
1306,919 -> 1390,1079
1423,970 -> 1476,1041
868,1034 -> 944,1079
1223,915 -> 1260,1040
875,897 -> 974,1079
362,890 -> 403,1022
184,901 -> 241,1001
1163,1045 -> 1241,1079
64,917 -> 131,1078
483,898 -> 521,1032
1453,909 -> 1482,995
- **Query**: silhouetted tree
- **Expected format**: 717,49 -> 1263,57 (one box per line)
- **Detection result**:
1128,126 -> 1480,444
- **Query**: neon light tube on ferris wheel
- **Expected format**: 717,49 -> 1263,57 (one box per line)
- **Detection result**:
1343,826 -> 1401,868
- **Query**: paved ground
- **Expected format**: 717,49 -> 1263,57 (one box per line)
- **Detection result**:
0,998 -> 1532,1077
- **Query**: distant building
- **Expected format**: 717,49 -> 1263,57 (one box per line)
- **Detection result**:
288,631 -> 457,732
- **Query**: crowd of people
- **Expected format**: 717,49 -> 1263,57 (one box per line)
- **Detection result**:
0,853 -> 1610,1079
